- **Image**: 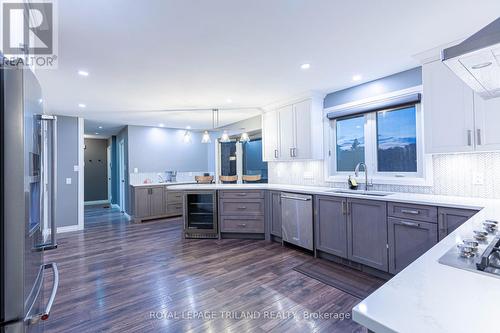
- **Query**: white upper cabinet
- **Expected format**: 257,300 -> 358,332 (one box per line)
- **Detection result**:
474,93 -> 500,151
262,97 -> 324,161
278,104 -> 295,159
423,59 -> 500,154
423,60 -> 475,153
262,110 -> 280,160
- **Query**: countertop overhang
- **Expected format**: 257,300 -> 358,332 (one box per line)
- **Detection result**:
167,183 -> 500,333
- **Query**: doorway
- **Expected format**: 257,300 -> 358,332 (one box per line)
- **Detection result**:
107,145 -> 112,203
118,139 -> 125,212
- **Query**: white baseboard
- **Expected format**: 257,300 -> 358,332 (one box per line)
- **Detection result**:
46,224 -> 84,234
84,200 -> 110,206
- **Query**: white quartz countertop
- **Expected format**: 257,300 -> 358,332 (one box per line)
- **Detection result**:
130,181 -> 196,187
167,183 -> 500,333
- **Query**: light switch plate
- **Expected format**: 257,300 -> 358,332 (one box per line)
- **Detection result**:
73,165 -> 79,172
134,168 -> 139,173
66,178 -> 72,185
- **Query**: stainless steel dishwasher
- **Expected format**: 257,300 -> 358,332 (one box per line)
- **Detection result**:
281,192 -> 313,250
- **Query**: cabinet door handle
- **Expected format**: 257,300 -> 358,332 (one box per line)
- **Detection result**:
346,202 -> 351,215
477,129 -> 482,146
399,221 -> 420,228
289,148 -> 294,157
341,201 -> 346,215
274,149 -> 278,159
467,130 -> 472,146
401,209 -> 420,215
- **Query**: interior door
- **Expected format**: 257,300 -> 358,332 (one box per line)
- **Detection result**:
107,145 -> 112,203
118,140 -> 125,212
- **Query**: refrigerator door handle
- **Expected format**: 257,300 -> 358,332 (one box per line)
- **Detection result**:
36,116 -> 58,251
26,262 -> 59,324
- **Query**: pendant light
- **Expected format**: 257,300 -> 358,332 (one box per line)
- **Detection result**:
201,109 -> 218,144
201,130 -> 211,143
239,131 -> 250,143
220,130 -> 230,143
183,126 -> 192,143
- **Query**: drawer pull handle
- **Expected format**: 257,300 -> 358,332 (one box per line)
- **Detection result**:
238,223 -> 247,227
237,206 -> 247,210
236,193 -> 247,196
401,209 -> 420,215
399,221 -> 420,228
292,237 -> 299,241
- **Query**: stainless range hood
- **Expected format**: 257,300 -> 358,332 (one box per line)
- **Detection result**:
442,18 -> 500,99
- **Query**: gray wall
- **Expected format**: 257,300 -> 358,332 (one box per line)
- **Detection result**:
324,67 -> 422,109
84,138 -> 108,202
56,116 -> 79,227
127,125 -> 212,172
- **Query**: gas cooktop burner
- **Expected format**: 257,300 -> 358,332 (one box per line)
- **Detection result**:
439,220 -> 500,279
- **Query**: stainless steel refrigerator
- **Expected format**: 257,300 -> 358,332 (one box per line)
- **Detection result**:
1,60 -> 59,332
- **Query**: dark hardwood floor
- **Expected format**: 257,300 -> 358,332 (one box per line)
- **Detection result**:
43,205 -> 375,333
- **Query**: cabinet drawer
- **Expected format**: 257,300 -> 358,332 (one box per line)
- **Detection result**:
388,202 -> 437,223
220,199 -> 264,215
220,216 -> 264,233
219,190 -> 265,199
166,191 -> 183,203
167,203 -> 183,215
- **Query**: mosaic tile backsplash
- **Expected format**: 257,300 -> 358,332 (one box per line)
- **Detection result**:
268,152 -> 500,199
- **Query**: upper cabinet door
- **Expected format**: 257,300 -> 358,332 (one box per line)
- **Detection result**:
262,111 -> 280,161
293,99 -> 312,159
473,93 -> 500,151
423,60 -> 475,153
278,104 -> 295,160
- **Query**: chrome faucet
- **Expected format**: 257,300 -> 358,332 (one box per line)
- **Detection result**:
354,162 -> 370,191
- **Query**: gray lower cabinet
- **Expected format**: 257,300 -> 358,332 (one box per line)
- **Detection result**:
219,190 -> 265,235
150,187 -> 165,216
388,217 -> 438,274
438,207 -> 479,241
269,191 -> 282,237
347,198 -> 388,271
315,195 -> 347,258
134,188 -> 151,218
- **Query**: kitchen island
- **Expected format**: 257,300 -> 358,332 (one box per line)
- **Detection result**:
168,183 -> 500,333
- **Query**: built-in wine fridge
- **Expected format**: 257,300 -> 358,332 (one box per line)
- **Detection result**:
184,190 -> 218,238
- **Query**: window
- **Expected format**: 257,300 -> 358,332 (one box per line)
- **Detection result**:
328,103 -> 428,184
376,106 -> 417,172
336,116 -> 365,171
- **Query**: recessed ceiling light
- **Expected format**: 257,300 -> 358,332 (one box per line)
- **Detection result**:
95,132 -> 99,135
226,98 -> 233,103
78,103 -> 86,108
78,70 -> 89,77
98,126 -> 103,129
158,123 -> 165,127
186,125 -> 191,130
352,74 -> 362,82
300,63 -> 311,70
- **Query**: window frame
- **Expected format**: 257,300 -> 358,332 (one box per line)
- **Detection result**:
325,101 -> 433,186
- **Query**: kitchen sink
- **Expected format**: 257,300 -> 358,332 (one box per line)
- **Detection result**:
326,189 -> 393,197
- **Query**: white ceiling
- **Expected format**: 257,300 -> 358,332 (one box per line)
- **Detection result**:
36,0 -> 500,134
